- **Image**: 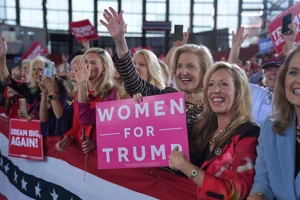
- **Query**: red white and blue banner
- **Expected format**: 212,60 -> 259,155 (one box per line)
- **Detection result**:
0,113 -> 197,200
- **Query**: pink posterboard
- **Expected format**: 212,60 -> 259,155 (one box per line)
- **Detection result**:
96,92 -> 189,169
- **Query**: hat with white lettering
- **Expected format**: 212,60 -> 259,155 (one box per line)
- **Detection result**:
262,57 -> 284,69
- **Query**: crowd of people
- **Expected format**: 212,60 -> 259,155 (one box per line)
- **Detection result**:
0,6 -> 300,200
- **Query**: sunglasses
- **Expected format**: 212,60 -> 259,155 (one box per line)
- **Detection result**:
266,91 -> 272,105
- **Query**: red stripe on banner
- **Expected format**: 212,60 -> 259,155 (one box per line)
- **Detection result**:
0,111 -> 197,200
0,193 -> 8,200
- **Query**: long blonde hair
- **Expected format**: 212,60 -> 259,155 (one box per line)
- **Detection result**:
191,62 -> 252,152
158,60 -> 172,86
170,44 -> 213,90
134,49 -> 165,89
84,48 -> 115,99
272,46 -> 300,135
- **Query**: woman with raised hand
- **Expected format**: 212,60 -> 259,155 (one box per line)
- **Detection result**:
228,24 -> 298,126
100,8 -> 213,167
39,75 -> 73,136
248,45 -> 300,200
169,62 -> 260,199
56,47 -> 119,154
0,36 -> 47,120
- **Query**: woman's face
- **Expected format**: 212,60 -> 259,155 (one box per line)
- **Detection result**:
175,53 -> 203,94
264,66 -> 280,91
84,52 -> 104,81
207,69 -> 236,117
31,61 -> 44,82
22,62 -> 30,75
133,54 -> 149,81
285,52 -> 300,108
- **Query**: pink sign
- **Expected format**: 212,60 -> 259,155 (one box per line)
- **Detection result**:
96,92 -> 189,169
268,2 -> 300,55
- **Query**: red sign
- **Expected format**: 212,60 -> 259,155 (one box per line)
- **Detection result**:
268,2 -> 300,55
21,41 -> 49,60
9,119 -> 44,160
69,19 -> 99,42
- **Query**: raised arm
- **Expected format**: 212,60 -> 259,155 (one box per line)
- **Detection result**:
0,36 -> 10,83
228,27 -> 248,64
283,22 -> 298,56
100,7 -> 177,96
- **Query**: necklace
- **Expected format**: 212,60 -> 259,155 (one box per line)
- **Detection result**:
209,129 -> 225,145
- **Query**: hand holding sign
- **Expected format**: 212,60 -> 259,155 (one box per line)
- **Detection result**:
283,22 -> 298,44
168,146 -> 188,171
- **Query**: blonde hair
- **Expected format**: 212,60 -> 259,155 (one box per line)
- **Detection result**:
191,62 -> 252,153
134,49 -> 165,89
22,59 -> 31,67
158,60 -> 172,86
84,48 -> 115,99
272,46 -> 300,135
71,55 -> 83,65
28,56 -> 48,93
170,44 -> 213,90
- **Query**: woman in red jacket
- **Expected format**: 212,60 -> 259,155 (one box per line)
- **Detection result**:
169,62 -> 260,200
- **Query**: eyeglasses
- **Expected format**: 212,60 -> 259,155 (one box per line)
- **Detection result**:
265,91 -> 272,105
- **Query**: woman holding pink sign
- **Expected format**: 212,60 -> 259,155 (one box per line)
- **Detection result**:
100,7 -> 213,170
168,62 -> 260,199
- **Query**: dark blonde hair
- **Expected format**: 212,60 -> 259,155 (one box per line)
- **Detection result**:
170,44 -> 213,90
191,62 -> 252,152
272,46 -> 300,135
84,48 -> 115,99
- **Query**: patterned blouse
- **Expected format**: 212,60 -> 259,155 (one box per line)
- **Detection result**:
113,51 -> 204,168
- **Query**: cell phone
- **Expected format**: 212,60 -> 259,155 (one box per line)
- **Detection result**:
43,61 -> 55,78
281,13 -> 293,35
19,98 -> 28,117
173,25 -> 183,41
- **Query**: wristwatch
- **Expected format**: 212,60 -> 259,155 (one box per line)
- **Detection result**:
48,94 -> 56,101
189,168 -> 199,180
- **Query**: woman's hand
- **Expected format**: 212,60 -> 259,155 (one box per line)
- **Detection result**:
133,93 -> 143,104
11,67 -> 21,80
81,39 -> 90,51
81,137 -> 96,154
173,28 -> 190,47
283,22 -> 298,43
231,27 -> 249,48
0,36 -> 7,58
168,146 -> 188,171
75,59 -> 91,85
42,74 -> 57,95
247,193 -> 266,200
100,7 -> 126,41
18,109 -> 26,118
55,136 -> 73,152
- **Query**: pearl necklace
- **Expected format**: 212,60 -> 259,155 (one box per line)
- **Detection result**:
209,129 -> 225,145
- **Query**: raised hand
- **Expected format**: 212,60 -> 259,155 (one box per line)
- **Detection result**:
283,22 -> 298,44
11,67 -> 21,80
100,7 -> 126,41
0,36 -> 7,58
81,137 -> 95,154
173,28 -> 190,47
81,39 -> 90,51
231,27 -> 249,48
75,58 -> 91,84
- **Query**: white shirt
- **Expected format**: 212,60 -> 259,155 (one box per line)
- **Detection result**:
250,84 -> 273,126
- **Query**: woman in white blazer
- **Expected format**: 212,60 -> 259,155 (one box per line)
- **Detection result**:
248,45 -> 300,200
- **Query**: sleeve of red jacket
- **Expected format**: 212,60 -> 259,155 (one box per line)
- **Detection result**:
199,136 -> 258,200
65,103 -> 80,141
